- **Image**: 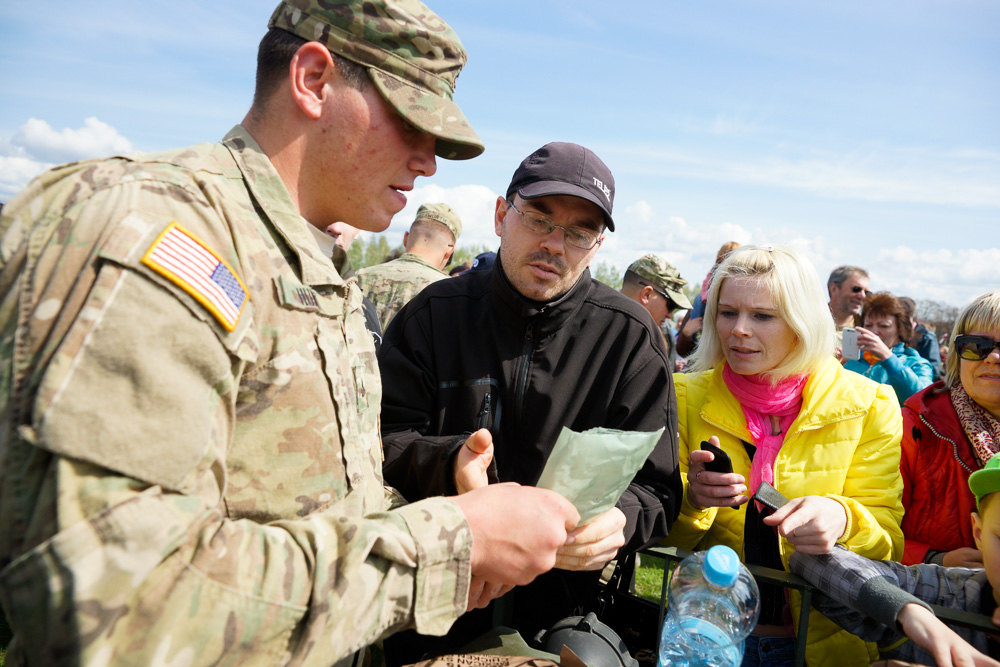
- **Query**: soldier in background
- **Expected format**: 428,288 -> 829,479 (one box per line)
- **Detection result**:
358,203 -> 461,329
320,220 -> 384,349
620,254 -> 692,372
0,1 -> 580,665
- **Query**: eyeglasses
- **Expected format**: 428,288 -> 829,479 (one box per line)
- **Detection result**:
851,285 -> 868,295
954,334 -> 1000,361
506,200 -> 603,250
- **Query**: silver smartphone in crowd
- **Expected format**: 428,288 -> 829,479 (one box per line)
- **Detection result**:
842,327 -> 861,361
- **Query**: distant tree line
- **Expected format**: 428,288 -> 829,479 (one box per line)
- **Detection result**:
916,299 -> 961,340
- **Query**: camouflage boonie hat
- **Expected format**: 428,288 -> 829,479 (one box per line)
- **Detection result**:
269,0 -> 484,160
628,254 -> 692,310
415,202 -> 462,240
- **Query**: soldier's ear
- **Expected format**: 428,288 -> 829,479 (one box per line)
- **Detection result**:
289,42 -> 336,120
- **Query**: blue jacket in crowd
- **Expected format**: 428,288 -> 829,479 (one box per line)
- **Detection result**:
845,342 -> 934,404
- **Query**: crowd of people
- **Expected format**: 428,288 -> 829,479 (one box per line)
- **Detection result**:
0,1 -> 996,667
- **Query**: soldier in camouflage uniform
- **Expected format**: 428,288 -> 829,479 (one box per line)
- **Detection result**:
620,254 -> 692,372
357,203 -> 462,330
0,1 -> 581,665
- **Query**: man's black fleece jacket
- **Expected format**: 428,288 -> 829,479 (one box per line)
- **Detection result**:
379,255 -> 680,549
377,257 -> 681,651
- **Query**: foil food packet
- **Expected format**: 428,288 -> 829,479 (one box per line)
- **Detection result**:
536,426 -> 663,524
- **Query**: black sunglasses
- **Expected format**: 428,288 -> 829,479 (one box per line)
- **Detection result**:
954,334 -> 1000,361
851,285 -> 868,294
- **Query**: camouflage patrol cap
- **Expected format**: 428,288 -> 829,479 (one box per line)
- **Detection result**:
415,202 -> 462,240
628,254 -> 692,310
269,0 -> 484,160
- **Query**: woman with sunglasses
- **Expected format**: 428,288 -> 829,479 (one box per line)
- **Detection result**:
844,291 -> 934,404
664,245 -> 903,667
899,290 -> 1000,568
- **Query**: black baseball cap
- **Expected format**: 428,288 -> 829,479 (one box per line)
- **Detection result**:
505,142 -> 616,231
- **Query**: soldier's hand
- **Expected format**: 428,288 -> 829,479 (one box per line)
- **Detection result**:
454,428 -> 493,494
554,507 -> 626,571
454,482 -> 579,586
466,576 -> 513,611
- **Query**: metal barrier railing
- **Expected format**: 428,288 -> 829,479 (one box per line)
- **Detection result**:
640,545 -> 1000,666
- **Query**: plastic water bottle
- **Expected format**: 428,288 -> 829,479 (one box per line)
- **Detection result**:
658,545 -> 760,667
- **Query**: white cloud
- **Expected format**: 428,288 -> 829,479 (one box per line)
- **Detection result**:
624,200 -> 655,223
0,155 -> 52,201
611,142 -> 1000,209
602,199 -> 994,308
357,183 -> 502,251
11,117 -> 133,164
1,117 -> 134,201
871,247 -> 1000,306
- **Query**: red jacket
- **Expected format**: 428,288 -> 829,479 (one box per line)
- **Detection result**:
901,381 -> 981,564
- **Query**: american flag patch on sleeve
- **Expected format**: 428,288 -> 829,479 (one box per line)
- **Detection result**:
141,222 -> 248,331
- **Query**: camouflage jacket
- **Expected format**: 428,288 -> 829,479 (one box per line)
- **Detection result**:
0,126 -> 471,666
356,253 -> 447,330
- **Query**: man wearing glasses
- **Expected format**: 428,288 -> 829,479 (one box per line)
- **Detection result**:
377,142 -> 681,661
827,264 -> 871,341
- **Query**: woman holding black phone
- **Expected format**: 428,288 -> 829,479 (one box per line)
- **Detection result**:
662,245 -> 904,667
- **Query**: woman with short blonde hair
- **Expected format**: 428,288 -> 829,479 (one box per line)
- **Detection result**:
666,244 -> 903,666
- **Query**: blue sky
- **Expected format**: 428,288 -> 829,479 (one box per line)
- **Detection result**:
1,0 -> 997,309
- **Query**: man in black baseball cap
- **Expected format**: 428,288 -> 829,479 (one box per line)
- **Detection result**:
378,142 -> 681,661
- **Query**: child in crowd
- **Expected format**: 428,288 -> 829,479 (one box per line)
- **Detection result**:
790,454 -> 1000,666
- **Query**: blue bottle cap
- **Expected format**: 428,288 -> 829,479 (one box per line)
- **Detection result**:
703,545 -> 739,587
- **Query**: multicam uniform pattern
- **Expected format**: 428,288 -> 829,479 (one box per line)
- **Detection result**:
357,253 -> 449,330
0,125 -> 472,666
268,0 -> 484,160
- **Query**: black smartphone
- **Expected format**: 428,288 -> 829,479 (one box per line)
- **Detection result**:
700,441 -> 733,474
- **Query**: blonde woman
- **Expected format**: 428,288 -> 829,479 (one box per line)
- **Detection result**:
663,245 -> 904,667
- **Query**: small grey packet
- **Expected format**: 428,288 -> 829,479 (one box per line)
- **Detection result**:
535,426 -> 664,524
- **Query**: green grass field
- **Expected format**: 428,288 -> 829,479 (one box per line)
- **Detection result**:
635,554 -> 668,602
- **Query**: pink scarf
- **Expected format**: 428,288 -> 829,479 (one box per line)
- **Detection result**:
722,365 -> 808,495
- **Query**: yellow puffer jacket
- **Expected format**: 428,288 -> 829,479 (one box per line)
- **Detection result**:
664,356 -> 903,667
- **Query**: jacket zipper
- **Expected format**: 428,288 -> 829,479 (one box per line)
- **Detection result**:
514,325 -> 533,427
477,391 -> 492,430
919,413 -> 976,474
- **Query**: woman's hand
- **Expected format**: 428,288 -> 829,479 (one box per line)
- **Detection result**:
762,496 -> 848,554
855,326 -> 892,363
687,438 -> 748,510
